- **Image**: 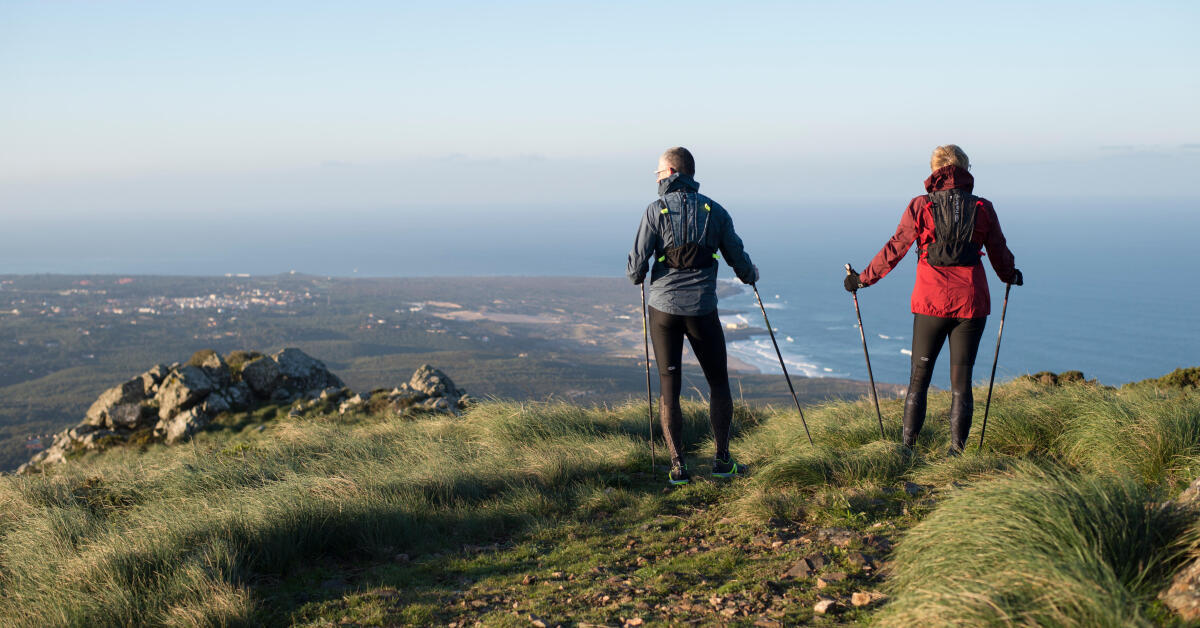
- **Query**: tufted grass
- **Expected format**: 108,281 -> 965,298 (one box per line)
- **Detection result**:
0,378 -> 1198,626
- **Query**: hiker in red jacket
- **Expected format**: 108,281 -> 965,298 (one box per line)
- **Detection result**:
844,145 -> 1022,454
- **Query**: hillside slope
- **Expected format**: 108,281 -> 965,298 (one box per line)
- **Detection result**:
1,375 -> 1199,626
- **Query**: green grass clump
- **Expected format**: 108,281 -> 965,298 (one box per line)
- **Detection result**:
880,464 -> 1190,626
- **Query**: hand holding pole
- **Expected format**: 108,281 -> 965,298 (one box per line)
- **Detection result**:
846,264 -> 886,440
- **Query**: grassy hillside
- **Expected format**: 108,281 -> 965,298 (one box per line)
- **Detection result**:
1,377 -> 1199,626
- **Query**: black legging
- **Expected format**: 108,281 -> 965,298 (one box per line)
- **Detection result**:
648,306 -> 733,464
903,313 -> 987,450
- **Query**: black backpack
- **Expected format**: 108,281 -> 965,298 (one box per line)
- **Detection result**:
655,198 -> 719,270
925,189 -> 981,267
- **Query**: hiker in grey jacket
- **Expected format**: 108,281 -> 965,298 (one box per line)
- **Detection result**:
626,146 -> 758,485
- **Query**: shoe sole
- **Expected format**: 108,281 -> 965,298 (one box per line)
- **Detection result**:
712,462 -> 742,478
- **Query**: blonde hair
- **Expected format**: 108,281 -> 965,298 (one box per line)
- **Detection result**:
930,144 -> 970,171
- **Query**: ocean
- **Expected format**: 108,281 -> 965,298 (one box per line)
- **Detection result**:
4,198 -> 1196,386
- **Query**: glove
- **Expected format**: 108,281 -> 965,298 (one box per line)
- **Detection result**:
1009,269 -> 1023,286
746,265 -> 760,285
844,273 -> 865,292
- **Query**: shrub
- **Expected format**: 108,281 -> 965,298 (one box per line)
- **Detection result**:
1127,367 -> 1200,390
225,350 -> 264,376
187,349 -> 219,368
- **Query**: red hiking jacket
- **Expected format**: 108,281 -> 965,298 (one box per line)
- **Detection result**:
860,166 -> 1017,319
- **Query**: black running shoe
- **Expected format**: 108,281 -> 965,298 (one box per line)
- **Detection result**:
668,462 -> 690,486
712,455 -> 745,478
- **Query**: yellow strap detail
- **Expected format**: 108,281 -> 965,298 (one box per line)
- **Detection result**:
660,207 -> 669,214
657,255 -> 666,262
704,203 -> 711,211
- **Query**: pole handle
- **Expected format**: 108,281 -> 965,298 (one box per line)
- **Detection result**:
845,263 -> 855,276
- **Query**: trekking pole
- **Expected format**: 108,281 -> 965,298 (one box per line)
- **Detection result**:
751,284 -> 814,446
978,282 -> 1012,450
846,264 -> 886,440
640,282 -> 655,471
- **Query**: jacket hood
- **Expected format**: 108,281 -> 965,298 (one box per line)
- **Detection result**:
658,172 -> 701,197
924,165 -> 974,193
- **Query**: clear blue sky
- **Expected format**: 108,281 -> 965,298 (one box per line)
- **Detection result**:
2,1 -> 1197,215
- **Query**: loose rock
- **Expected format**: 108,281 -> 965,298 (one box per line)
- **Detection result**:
813,598 -> 844,615
851,591 -> 888,607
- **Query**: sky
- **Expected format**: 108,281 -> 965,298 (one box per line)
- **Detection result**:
2,1 -> 1198,217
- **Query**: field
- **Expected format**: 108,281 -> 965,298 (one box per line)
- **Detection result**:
1,374 -> 1198,626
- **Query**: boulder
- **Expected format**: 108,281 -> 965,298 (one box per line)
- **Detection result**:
67,424 -> 104,440
273,348 -> 343,392
197,351 -> 232,387
388,388 -> 427,407
1179,477 -> 1200,508
224,381 -> 254,409
140,364 -> 169,395
338,392 -> 371,414
107,402 -> 152,430
84,377 -> 147,427
1163,559 -> 1200,620
156,365 -> 216,420
79,430 -> 118,450
159,407 -> 210,445
421,397 -> 452,413
39,447 -> 66,466
409,365 -> 460,398
201,392 -> 231,416
241,357 -> 281,397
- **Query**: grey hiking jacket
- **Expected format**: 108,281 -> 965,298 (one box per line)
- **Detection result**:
626,173 -> 757,316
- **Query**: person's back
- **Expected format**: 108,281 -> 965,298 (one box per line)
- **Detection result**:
627,147 -> 757,485
627,172 -> 757,314
844,144 -> 1022,454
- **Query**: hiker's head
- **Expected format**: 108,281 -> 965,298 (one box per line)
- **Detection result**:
657,147 -> 695,181
931,145 -> 970,172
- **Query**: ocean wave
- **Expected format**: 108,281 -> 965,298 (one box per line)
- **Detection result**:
727,338 -> 831,378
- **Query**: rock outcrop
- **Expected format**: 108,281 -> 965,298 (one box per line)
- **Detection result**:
1161,477 -> 1200,620
17,354 -> 470,475
291,364 -> 472,417
17,348 -> 343,474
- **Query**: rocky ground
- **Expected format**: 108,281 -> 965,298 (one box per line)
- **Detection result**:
277,474 -> 933,627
